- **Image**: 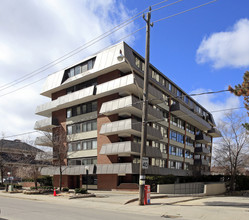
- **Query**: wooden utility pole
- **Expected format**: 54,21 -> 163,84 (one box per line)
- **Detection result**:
139,7 -> 153,205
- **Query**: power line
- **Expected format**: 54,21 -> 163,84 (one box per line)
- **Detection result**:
0,0 -> 172,92
151,0 -> 184,13
2,105 -> 246,139
0,26 -> 146,98
0,0 -> 185,97
0,0 -> 218,98
153,0 -> 217,23
3,131 -> 39,139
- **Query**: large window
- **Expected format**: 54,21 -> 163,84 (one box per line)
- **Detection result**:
170,130 -> 177,141
67,101 -> 97,118
68,157 -> 97,166
169,145 -> 183,157
65,58 -> 96,79
68,138 -> 97,152
168,161 -> 182,169
67,120 -> 97,135
177,133 -> 184,144
66,78 -> 97,94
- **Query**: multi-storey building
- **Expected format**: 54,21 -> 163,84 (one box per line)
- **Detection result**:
35,42 -> 221,190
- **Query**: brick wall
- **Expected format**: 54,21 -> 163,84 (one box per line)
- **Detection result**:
96,70 -> 121,190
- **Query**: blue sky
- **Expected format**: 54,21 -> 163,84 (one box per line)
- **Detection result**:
0,0 -> 248,141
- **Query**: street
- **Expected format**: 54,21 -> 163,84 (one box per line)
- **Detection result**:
0,196 -> 163,220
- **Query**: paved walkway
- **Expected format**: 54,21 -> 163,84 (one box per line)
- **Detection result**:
1,190 -> 249,219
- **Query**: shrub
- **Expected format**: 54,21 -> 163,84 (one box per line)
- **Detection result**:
74,188 -> 87,194
13,184 -> 22,189
30,186 -> 54,191
37,176 -> 53,186
62,187 -> 69,192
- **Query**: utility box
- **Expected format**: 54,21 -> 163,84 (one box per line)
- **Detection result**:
8,185 -> 13,192
144,185 -> 151,205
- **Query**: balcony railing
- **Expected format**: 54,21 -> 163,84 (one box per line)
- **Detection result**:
196,133 -> 211,144
99,118 -> 163,140
99,95 -> 163,121
170,102 -> 211,131
99,141 -> 162,158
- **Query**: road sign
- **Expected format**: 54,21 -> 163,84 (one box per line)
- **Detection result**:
142,157 -> 149,169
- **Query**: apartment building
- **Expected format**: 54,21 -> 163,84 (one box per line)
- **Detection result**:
35,42 -> 221,190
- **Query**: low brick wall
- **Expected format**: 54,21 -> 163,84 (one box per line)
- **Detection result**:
117,183 -> 139,190
21,182 -> 40,188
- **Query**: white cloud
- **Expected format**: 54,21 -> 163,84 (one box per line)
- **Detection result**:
190,88 -> 241,124
196,18 -> 249,69
0,0 -> 136,142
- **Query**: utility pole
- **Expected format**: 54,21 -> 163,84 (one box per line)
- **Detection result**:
139,7 -> 153,206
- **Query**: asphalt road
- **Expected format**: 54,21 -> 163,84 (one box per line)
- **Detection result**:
0,196 -> 163,220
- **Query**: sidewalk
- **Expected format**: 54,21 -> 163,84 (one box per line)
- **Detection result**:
1,190 -> 249,220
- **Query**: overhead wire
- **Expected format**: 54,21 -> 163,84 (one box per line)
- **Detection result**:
0,0 -> 187,97
3,105 -> 246,139
153,0 -> 217,23
0,0 -> 173,92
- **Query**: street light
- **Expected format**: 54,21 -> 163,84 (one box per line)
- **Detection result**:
85,166 -> 89,192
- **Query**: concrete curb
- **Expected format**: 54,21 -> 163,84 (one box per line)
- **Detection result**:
124,195 -> 205,205
69,194 -> 96,199
124,195 -> 169,205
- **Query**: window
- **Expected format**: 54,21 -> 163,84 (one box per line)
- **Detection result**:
135,57 -> 140,68
68,143 -> 73,152
176,148 -> 183,157
160,143 -> 167,153
67,125 -> 73,135
68,139 -> 97,152
66,58 -> 96,79
184,96 -> 189,104
185,150 -> 190,158
186,136 -> 194,146
168,83 -> 172,91
67,120 -> 97,135
177,133 -> 184,144
133,136 -> 141,144
177,90 -> 182,98
186,123 -> 195,134
75,65 -> 81,75
67,108 -> 72,118
178,119 -> 185,130
170,130 -> 177,141
67,101 -> 97,118
66,79 -> 97,94
169,145 -> 176,155
170,115 -> 178,126
169,161 -> 182,169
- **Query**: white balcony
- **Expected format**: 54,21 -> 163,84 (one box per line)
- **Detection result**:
36,85 -> 95,117
34,117 -> 58,132
97,163 -> 192,176
99,118 -> 163,140
99,95 -> 163,121
36,74 -> 163,117
99,141 -> 162,158
170,102 -> 212,131
35,136 -> 53,147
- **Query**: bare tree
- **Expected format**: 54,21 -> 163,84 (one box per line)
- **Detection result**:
39,125 -> 68,191
213,112 -> 249,191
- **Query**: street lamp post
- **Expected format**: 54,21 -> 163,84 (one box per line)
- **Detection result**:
85,166 -> 89,192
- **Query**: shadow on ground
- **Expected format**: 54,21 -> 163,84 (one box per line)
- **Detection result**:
203,201 -> 249,208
